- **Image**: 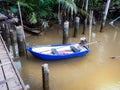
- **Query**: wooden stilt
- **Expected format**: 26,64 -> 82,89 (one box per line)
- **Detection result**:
5,24 -> 11,51
82,0 -> 88,34
42,64 -> 49,90
63,21 -> 69,44
73,17 -> 80,37
99,0 -> 111,32
88,11 -> 93,48
10,30 -> 17,57
16,26 -> 26,56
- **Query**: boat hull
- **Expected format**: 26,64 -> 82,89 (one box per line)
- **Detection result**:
27,44 -> 89,61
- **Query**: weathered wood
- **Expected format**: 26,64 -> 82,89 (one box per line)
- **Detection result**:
82,0 -> 88,34
10,30 -> 17,57
17,2 -> 27,56
0,66 -> 8,90
42,64 -> 49,90
0,77 -> 14,85
16,26 -> 26,56
99,0 -> 111,32
73,17 -> 80,37
24,25 -> 42,35
88,11 -> 93,48
0,34 -> 29,90
1,24 -> 6,42
0,62 -> 11,67
63,21 -> 69,44
4,24 -> 11,51
58,0 -> 62,24
2,64 -> 22,90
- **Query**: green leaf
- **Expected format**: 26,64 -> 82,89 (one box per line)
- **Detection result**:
10,6 -> 18,13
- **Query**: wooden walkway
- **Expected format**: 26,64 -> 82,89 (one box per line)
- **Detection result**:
0,34 -> 28,90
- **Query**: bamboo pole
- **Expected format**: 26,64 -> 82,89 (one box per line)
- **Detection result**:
109,16 -> 120,26
99,0 -> 111,32
17,1 -> 27,57
85,40 -> 99,46
17,1 -> 23,27
17,1 -> 26,41
42,64 -> 49,90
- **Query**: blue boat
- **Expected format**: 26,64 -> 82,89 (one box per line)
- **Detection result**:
26,43 -> 89,61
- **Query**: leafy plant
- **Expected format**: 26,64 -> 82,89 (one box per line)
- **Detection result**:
1,0 -> 119,25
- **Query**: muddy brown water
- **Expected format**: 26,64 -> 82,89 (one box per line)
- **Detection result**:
15,21 -> 120,90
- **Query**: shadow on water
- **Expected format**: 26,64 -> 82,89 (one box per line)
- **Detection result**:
17,21 -> 120,90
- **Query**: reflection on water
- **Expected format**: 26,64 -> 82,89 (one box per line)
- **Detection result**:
16,22 -> 120,90
14,59 -> 22,72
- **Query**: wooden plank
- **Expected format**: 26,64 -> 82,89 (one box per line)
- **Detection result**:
0,84 -> 7,90
1,64 -> 23,90
0,62 -> 11,67
0,50 -> 7,53
2,64 -> 23,90
0,77 -> 14,85
0,58 -> 10,63
0,57 -> 23,90
0,45 -> 5,48
0,34 -> 27,90
7,78 -> 23,90
0,66 -> 7,90
0,52 -> 7,55
1,58 -> 9,89
0,53 -> 7,56
0,56 -> 10,62
3,64 -> 15,79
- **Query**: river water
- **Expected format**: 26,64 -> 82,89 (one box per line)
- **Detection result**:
15,21 -> 120,90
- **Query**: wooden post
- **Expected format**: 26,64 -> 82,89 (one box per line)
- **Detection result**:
16,26 -> 26,56
88,11 -> 93,48
82,0 -> 88,34
5,24 -> 11,51
0,24 -> 6,41
92,16 -> 96,25
99,0 -> 111,32
58,0 -> 61,24
73,16 -> 80,37
63,20 -> 69,44
42,64 -> 49,90
10,30 -> 17,57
